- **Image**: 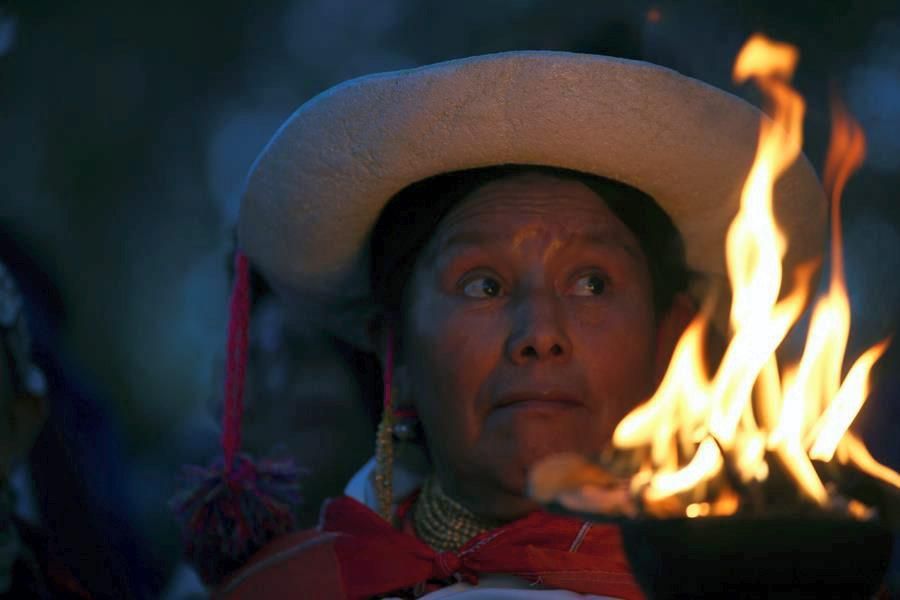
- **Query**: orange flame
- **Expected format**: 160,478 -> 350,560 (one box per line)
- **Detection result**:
612,34 -> 897,512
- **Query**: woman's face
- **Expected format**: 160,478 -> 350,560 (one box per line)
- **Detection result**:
397,173 -> 685,520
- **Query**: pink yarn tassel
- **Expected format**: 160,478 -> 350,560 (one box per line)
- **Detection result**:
222,252 -> 250,474
172,250 -> 301,586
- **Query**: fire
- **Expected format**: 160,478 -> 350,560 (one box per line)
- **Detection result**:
610,33 -> 896,514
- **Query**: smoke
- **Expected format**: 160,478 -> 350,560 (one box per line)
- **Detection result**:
848,21 -> 900,173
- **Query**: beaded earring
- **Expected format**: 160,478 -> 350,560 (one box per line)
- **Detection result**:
374,329 -> 396,521
391,411 -> 420,442
373,328 -> 420,521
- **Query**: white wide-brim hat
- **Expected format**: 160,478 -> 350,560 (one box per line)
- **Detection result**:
239,51 -> 826,348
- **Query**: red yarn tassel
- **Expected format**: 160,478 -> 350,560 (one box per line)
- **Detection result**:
172,251 -> 301,585
222,252 -> 251,474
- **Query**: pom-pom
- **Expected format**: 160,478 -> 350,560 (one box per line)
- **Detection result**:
171,453 -> 302,585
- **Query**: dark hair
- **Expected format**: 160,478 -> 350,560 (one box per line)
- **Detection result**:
371,164 -> 691,323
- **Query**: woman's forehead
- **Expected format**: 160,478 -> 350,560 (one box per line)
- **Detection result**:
426,174 -> 641,255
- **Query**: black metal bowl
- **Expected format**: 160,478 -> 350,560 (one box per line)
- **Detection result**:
547,503 -> 894,599
617,515 -> 893,599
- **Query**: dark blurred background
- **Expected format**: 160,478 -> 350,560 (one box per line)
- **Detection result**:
1,0 -> 898,597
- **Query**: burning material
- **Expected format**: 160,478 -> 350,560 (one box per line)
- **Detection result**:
531,34 -> 899,523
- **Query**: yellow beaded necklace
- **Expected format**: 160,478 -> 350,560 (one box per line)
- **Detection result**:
412,478 -> 505,553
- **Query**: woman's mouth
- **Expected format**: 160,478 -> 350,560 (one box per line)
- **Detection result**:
492,391 -> 584,414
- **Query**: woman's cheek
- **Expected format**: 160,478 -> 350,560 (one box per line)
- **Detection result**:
410,299 -> 498,447
571,299 -> 657,373
409,295 -> 491,392
572,286 -> 655,331
567,294 -> 628,332
568,301 -> 609,329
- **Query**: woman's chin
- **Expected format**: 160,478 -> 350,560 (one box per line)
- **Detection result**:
486,407 -> 599,461
448,409 -> 609,521
476,428 -> 602,513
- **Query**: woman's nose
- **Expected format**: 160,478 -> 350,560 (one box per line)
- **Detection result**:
505,292 -> 572,364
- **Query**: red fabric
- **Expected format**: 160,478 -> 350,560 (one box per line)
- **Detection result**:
324,496 -> 643,600
216,529 -> 346,599
218,496 -> 643,600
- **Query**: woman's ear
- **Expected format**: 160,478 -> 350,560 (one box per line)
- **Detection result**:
653,292 -> 697,384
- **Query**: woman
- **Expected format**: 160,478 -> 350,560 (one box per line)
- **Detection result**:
0,259 -> 99,599
214,51 -> 825,598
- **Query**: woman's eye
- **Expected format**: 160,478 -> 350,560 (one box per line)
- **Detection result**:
571,274 -> 607,296
462,276 -> 503,298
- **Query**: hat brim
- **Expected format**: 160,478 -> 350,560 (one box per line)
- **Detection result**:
239,51 -> 826,348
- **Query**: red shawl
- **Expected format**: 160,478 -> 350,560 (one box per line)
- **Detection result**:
217,495 -> 642,599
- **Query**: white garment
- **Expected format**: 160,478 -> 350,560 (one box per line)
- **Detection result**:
343,457 -> 620,600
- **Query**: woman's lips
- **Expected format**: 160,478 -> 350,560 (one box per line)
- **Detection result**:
491,391 -> 583,414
